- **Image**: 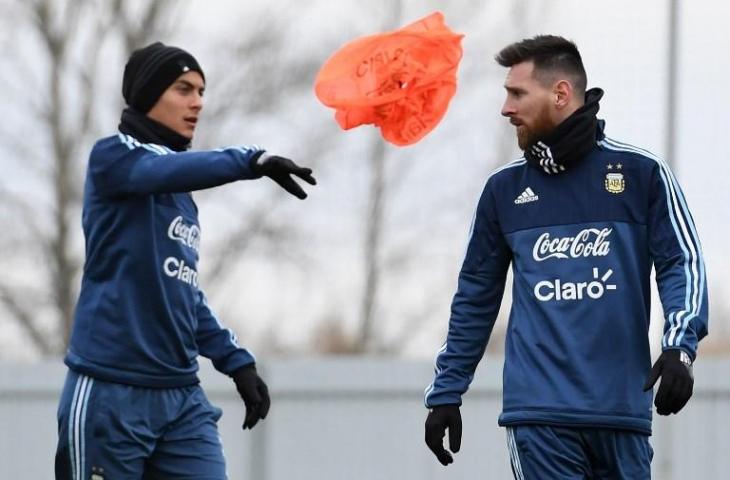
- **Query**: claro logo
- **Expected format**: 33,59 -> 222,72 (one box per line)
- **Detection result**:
534,267 -> 616,302
163,256 -> 198,287
532,228 -> 612,262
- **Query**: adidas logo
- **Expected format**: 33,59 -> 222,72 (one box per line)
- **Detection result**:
514,187 -> 539,204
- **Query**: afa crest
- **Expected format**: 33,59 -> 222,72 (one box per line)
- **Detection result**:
605,173 -> 625,194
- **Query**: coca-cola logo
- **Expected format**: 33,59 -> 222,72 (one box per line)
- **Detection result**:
168,216 -> 200,253
532,228 -> 612,261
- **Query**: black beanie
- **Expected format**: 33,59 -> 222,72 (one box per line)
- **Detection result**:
122,42 -> 205,113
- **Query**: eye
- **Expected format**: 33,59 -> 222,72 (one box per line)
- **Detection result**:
505,88 -> 524,100
176,84 -> 192,94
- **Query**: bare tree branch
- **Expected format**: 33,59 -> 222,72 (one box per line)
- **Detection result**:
0,282 -> 55,354
202,192 -> 295,291
201,17 -> 323,122
355,138 -> 386,352
200,130 -> 331,292
0,185 -> 46,240
117,0 -> 180,53
0,129 -> 49,178
75,2 -> 124,137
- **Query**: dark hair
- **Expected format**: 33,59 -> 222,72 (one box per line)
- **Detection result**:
495,35 -> 587,96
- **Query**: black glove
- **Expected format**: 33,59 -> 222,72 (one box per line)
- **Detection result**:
424,404 -> 462,466
253,153 -> 316,199
643,349 -> 694,415
231,364 -> 271,429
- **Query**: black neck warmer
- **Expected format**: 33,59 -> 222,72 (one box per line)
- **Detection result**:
118,108 -> 192,152
525,87 -> 604,174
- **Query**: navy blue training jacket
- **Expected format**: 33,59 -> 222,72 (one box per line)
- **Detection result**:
65,133 -> 264,387
425,125 -> 708,434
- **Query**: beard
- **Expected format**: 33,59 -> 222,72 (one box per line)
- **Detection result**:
516,103 -> 555,150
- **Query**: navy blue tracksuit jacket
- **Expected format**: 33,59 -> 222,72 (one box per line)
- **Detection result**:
65,133 -> 264,387
425,125 -> 708,435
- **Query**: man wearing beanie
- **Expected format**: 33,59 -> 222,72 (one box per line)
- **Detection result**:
55,42 -> 315,479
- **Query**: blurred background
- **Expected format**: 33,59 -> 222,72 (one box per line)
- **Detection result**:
0,0 -> 727,478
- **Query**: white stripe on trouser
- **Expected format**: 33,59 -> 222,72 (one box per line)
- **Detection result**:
68,375 -> 94,480
506,427 -> 525,480
67,377 -> 83,480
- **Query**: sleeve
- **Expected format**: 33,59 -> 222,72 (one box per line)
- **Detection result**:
195,289 -> 256,375
648,161 -> 708,360
424,180 -> 511,407
89,134 -> 264,197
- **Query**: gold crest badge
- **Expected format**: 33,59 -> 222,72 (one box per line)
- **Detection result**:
605,172 -> 625,194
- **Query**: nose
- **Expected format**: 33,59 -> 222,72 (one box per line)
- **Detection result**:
190,91 -> 203,112
501,97 -> 515,118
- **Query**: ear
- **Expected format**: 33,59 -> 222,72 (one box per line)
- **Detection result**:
554,80 -> 573,109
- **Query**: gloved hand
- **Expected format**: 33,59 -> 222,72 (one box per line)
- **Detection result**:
231,364 -> 271,429
424,404 -> 462,466
253,153 -> 316,199
643,349 -> 694,415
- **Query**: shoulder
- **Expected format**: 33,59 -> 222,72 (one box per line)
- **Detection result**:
484,157 -> 528,189
596,136 -> 666,174
91,134 -> 124,153
91,133 -> 172,159
88,135 -> 125,166
467,157 -> 527,210
477,157 -> 528,203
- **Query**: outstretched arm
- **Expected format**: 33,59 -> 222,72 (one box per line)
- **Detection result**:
90,134 -> 265,196
90,134 -> 316,199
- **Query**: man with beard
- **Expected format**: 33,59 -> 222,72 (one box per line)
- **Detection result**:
423,35 -> 707,479
55,42 -> 315,479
